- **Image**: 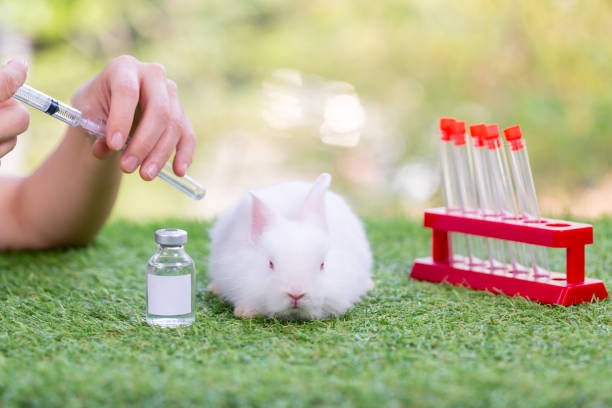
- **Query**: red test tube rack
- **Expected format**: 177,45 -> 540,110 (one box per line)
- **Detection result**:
410,208 -> 608,305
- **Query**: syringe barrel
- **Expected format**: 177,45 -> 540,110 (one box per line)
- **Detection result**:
14,84 -> 52,112
52,102 -> 83,127
90,122 -> 207,201
158,163 -> 206,200
14,84 -> 82,127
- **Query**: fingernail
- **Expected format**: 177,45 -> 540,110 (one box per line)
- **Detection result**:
111,132 -> 123,150
180,163 -> 188,175
123,156 -> 138,173
146,163 -> 158,179
5,58 -> 27,69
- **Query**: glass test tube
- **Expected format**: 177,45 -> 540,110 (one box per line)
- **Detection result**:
483,124 -> 531,273
503,125 -> 550,277
438,117 -> 468,264
440,118 -> 461,211
468,124 -> 507,269
449,121 -> 487,266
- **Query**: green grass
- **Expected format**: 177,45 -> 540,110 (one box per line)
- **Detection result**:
0,218 -> 610,407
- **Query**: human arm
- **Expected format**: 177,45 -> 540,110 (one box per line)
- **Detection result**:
0,55 -> 196,249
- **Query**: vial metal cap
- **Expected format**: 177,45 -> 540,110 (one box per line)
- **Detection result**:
155,228 -> 187,246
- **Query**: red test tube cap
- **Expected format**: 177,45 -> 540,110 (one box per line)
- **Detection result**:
451,120 -> 467,145
439,117 -> 455,141
451,120 -> 466,135
484,124 -> 500,140
504,125 -> 525,150
469,124 -> 486,138
503,125 -> 522,141
439,117 -> 456,131
469,123 -> 486,147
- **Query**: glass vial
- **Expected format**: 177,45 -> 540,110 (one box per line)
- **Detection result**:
146,228 -> 196,328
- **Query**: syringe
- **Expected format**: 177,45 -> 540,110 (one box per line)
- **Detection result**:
13,84 -> 206,200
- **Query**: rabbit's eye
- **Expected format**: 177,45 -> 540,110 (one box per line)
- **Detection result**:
320,262 -> 325,271
269,260 -> 275,270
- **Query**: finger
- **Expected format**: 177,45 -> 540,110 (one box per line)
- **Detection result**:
0,59 -> 28,101
139,80 -> 182,181
0,101 -> 30,141
173,108 -> 196,177
0,137 -> 17,158
104,58 -> 140,151
92,138 -> 114,159
120,63 -> 169,174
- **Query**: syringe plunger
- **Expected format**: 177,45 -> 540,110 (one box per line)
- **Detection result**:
13,85 -> 82,127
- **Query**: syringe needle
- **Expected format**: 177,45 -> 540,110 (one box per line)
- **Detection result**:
13,84 -> 206,200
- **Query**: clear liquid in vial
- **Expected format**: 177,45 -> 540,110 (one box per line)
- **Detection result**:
146,229 -> 196,328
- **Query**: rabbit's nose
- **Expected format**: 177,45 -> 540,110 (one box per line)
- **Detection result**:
287,292 -> 306,301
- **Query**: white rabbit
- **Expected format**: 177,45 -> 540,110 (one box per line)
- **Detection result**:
208,173 -> 373,320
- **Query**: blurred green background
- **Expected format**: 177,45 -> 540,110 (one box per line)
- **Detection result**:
1,0 -> 611,220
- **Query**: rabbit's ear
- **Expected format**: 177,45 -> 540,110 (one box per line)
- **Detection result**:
250,192 -> 275,243
300,173 -> 331,230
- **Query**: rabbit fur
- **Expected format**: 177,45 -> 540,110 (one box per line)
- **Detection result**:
208,173 -> 373,320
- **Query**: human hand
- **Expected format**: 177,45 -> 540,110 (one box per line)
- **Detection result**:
71,55 -> 196,180
0,59 -> 29,164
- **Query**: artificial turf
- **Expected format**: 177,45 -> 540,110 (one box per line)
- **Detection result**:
0,217 -> 610,407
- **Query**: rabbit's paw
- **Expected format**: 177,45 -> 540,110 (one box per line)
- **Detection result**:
207,281 -> 221,296
234,305 -> 258,318
366,278 -> 374,291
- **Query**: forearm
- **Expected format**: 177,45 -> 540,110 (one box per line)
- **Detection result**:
10,127 -> 122,249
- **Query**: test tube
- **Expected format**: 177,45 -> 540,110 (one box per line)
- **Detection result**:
503,125 -> 550,277
449,120 -> 487,266
438,117 -> 468,265
468,124 -> 507,269
482,124 -> 531,273
439,118 -> 462,212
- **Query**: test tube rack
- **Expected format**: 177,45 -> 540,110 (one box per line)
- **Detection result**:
410,208 -> 608,305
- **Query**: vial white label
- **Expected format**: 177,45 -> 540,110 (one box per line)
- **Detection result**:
147,274 -> 192,316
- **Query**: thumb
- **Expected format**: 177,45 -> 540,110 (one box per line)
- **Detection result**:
0,59 -> 28,101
